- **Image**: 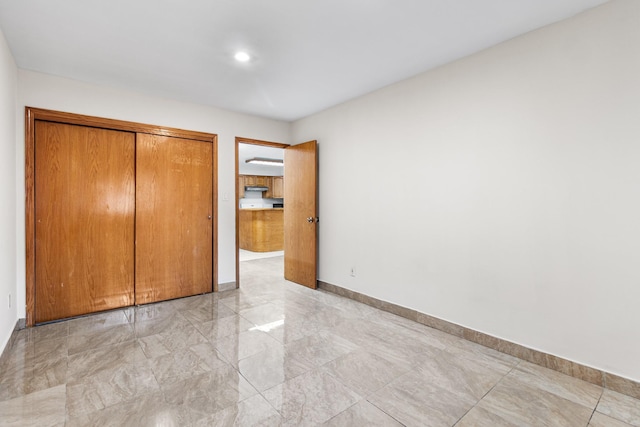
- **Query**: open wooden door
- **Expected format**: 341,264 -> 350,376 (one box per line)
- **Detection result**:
284,140 -> 318,289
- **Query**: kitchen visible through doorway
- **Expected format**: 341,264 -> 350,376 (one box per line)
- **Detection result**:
236,139 -> 288,288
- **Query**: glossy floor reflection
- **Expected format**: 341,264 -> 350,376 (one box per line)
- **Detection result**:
1,256 -> 639,426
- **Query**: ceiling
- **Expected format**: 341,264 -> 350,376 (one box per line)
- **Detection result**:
238,143 -> 284,176
0,0 -> 608,122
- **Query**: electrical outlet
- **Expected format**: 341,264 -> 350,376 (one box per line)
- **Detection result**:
350,267 -> 356,277
8,293 -> 11,309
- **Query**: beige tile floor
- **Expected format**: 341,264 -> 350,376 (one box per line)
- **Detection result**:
1,256 -> 639,426
239,249 -> 284,262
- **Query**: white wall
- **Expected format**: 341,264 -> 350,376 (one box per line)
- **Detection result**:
0,27 -> 18,354
292,0 -> 640,382
16,70 -> 290,319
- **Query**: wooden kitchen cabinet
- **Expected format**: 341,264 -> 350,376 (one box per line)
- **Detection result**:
239,208 -> 284,251
271,176 -> 284,198
239,175 -> 266,198
238,175 -> 247,198
263,176 -> 275,199
240,175 -> 284,198
255,175 -> 270,186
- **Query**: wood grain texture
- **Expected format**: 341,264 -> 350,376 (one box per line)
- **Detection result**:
239,175 -> 283,198
135,133 -> 213,304
263,176 -> 274,198
34,121 -> 135,323
254,176 -> 269,187
26,107 -> 218,325
235,141 -> 240,288
284,140 -> 318,289
235,137 -> 290,149
211,135 -> 218,292
238,175 -> 245,199
239,209 -> 284,252
243,175 -> 257,186
271,176 -> 284,198
26,107 -> 214,142
25,108 -> 36,326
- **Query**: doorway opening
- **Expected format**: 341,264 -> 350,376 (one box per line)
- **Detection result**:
235,138 -> 289,288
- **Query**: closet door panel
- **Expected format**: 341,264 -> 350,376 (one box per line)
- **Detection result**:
35,121 -> 135,323
135,133 -> 213,304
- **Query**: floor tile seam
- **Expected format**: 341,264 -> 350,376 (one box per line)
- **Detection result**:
364,396 -> 408,426
234,367 -> 262,403
0,353 -> 49,375
0,378 -> 36,404
199,328 -> 237,345
63,382 -> 70,421
30,355 -> 69,380
317,362 -> 373,401
122,306 -> 133,323
218,299 -> 241,314
254,377 -> 289,421
67,335 -> 137,357
235,309 -> 273,328
594,391 -> 640,427
11,335 -> 68,353
213,340 -> 255,368
189,367 -> 262,421
510,363 -> 605,409
175,316 -> 211,345
498,366 -> 605,418
65,359 -> 156,393
243,360 -> 318,393
131,317 -> 186,339
66,335 -> 138,360
71,309 -> 133,324
66,388 -> 162,422
454,359 -> 523,425
365,351 -> 415,380
67,322 -> 133,340
586,388 -> 606,426
137,341 -> 165,396
320,400 -> 361,425
187,310 -> 239,325
433,347 -> 519,380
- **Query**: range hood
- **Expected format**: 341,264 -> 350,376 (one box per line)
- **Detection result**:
245,185 -> 269,192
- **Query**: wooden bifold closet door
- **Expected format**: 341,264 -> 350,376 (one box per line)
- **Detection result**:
35,121 -> 135,323
32,116 -> 215,324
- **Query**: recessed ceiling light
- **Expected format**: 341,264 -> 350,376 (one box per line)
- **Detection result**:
234,51 -> 251,62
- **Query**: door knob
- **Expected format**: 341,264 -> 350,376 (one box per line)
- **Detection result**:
208,215 -> 212,220
307,217 -> 314,223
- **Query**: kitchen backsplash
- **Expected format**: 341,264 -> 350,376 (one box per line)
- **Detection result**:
240,191 -> 284,208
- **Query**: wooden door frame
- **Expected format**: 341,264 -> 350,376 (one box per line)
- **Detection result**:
25,107 -> 218,326
235,137 -> 289,288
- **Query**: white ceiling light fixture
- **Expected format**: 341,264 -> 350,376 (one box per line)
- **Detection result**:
234,51 -> 251,62
245,157 -> 283,166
